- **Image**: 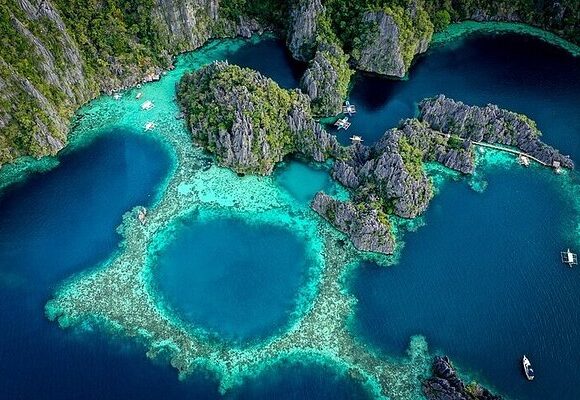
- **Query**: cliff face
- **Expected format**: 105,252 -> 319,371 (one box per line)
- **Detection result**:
311,192 -> 395,254
1,0 -> 578,169
300,43 -> 353,116
286,0 -> 324,61
177,61 -> 340,175
352,6 -> 433,78
313,118 -> 474,255
0,0 -> 95,164
0,0 -> 258,168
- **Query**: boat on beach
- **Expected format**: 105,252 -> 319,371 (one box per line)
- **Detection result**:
522,355 -> 535,381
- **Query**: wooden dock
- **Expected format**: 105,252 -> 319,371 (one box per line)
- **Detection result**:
434,132 -> 555,169
470,141 -> 551,167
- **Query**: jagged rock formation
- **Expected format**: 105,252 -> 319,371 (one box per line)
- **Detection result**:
423,356 -> 502,400
311,192 -> 395,254
314,118 -> 475,254
353,6 -> 433,77
1,0 -> 578,168
332,119 -> 474,219
419,95 -> 575,169
177,61 -> 340,175
300,43 -> 353,116
0,0 -> 262,168
286,0 -> 324,61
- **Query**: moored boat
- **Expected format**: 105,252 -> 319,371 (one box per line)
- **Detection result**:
522,355 -> 535,381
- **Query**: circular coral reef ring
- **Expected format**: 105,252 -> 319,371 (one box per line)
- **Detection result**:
43,83 -> 432,399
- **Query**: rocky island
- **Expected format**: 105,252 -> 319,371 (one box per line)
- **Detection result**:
1,0 -> 577,167
177,61 -> 341,175
423,356 -> 502,400
177,54 -> 574,258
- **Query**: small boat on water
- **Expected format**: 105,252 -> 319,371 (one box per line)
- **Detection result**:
144,122 -> 155,131
522,355 -> 535,381
141,100 -> 154,110
136,92 -> 143,100
113,93 -> 121,100
561,248 -> 578,267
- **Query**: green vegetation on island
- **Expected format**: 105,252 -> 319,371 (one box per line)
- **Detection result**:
1,0 -> 578,167
177,61 -> 339,175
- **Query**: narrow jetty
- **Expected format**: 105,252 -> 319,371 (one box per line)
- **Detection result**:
471,141 -> 551,167
434,131 -> 561,171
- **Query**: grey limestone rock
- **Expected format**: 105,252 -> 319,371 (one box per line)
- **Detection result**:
286,0 -> 324,61
419,95 -> 574,169
423,356 -> 502,400
311,192 -> 395,254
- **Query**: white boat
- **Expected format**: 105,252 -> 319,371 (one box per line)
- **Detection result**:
136,92 -> 143,100
113,93 -> 121,100
522,355 -> 535,381
144,122 -> 155,131
141,100 -> 154,110
561,248 -> 578,267
350,135 -> 363,144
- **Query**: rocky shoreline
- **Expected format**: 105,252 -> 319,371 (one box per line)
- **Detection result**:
176,61 -> 574,256
2,0 -> 578,167
419,95 -> 575,169
177,61 -> 341,175
423,356 -> 503,400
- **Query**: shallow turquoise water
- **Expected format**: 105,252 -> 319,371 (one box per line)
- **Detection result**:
274,159 -> 347,205
0,28 -> 578,400
154,217 -> 310,342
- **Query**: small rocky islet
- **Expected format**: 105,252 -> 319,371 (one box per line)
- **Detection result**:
1,0 -> 579,399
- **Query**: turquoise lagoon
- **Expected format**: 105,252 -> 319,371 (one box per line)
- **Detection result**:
0,28 -> 578,400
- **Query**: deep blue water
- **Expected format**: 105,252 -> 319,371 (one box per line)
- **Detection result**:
345,33 -> 580,162
0,30 -> 578,400
0,132 -> 175,399
154,218 -> 309,342
347,32 -> 580,400
352,166 -> 580,399
227,37 -> 306,89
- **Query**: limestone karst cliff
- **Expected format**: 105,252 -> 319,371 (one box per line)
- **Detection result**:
177,61 -> 340,175
1,0 -> 578,167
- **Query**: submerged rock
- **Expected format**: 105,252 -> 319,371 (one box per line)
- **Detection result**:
177,61 -> 340,175
353,5 -> 433,77
311,192 -> 395,254
419,95 -> 574,169
300,43 -> 354,116
423,356 -> 503,400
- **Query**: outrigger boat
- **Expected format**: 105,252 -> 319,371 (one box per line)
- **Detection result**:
561,248 -> 578,267
522,355 -> 535,381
